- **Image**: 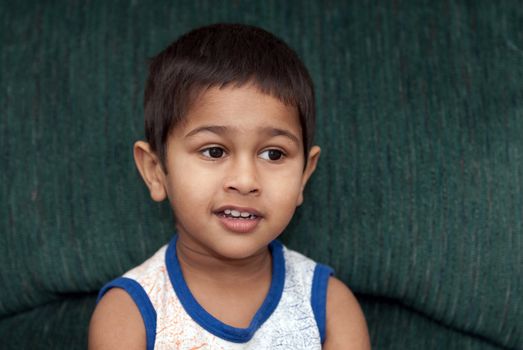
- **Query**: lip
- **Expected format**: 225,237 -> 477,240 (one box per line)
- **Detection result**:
214,205 -> 263,234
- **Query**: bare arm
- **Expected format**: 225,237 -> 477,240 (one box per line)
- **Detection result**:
323,277 -> 371,350
88,288 -> 146,350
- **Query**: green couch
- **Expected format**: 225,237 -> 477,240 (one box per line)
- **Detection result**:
1,1 -> 521,349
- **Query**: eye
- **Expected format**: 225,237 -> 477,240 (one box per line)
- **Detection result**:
259,149 -> 284,161
201,147 -> 225,159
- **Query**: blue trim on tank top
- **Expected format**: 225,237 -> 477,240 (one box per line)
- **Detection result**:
165,235 -> 285,343
97,277 -> 157,350
311,263 -> 334,344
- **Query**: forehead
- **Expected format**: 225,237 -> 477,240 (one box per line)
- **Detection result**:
176,84 -> 302,136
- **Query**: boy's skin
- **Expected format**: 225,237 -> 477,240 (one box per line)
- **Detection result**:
89,84 -> 371,349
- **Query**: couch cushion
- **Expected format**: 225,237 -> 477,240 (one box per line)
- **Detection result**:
0,295 -> 95,350
360,296 -> 505,350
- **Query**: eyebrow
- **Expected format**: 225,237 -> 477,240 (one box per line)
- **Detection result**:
185,125 -> 228,138
261,126 -> 300,145
184,125 -> 300,145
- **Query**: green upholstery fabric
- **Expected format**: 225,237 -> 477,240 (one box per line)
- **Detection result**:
1,1 -> 521,349
0,296 -> 96,350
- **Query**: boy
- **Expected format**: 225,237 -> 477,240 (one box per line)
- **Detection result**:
89,23 -> 370,349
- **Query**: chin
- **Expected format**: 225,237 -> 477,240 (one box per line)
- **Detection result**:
211,238 -> 270,260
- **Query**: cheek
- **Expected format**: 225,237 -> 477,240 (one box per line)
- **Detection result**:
264,177 -> 302,230
171,173 -> 219,203
166,158 -> 221,205
264,171 -> 304,205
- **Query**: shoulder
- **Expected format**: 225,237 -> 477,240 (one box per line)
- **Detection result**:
88,288 -> 146,350
323,277 -> 371,350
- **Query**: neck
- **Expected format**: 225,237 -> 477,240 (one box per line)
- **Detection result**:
175,238 -> 273,286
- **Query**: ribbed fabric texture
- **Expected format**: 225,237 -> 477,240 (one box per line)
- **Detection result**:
0,1 -> 521,349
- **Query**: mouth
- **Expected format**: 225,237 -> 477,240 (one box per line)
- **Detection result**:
214,206 -> 262,233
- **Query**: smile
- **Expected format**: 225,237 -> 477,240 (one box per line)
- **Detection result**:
214,206 -> 262,233
220,209 -> 258,220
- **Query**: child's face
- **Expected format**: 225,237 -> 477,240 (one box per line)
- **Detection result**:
139,84 -> 319,260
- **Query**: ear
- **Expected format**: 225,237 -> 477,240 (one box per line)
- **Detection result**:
133,141 -> 167,202
296,145 -> 321,206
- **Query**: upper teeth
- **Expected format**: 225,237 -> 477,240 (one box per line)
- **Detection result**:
224,209 -> 254,218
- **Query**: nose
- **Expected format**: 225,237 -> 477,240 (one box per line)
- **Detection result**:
223,155 -> 261,195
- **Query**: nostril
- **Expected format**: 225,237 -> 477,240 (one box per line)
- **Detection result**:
225,185 -> 260,195
224,172 -> 261,195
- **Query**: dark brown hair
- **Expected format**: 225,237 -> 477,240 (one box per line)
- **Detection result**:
144,23 -> 315,172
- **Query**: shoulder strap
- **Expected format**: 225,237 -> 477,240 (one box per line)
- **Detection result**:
310,264 -> 334,343
97,277 -> 157,350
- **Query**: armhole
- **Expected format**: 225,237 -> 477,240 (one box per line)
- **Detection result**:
97,277 -> 157,350
310,264 -> 334,344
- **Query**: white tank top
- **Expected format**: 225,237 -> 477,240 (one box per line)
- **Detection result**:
98,237 -> 333,350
